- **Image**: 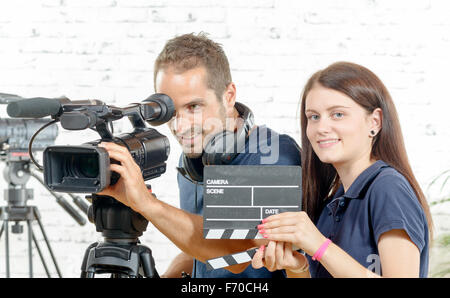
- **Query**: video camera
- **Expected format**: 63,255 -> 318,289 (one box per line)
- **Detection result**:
6,93 -> 174,193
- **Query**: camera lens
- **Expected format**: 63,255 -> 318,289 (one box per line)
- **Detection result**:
77,154 -> 99,178
64,153 -> 99,179
44,146 -> 110,193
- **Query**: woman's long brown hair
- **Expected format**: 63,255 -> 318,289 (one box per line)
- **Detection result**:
300,62 -> 433,240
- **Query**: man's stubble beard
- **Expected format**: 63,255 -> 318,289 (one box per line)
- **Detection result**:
182,104 -> 227,159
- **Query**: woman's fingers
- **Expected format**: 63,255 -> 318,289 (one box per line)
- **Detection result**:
283,242 -> 301,266
263,212 -> 308,225
263,212 -> 299,223
260,225 -> 297,236
284,242 -> 293,256
275,241 -> 285,270
263,233 -> 296,243
264,241 -> 277,271
260,217 -> 299,230
251,246 -> 265,269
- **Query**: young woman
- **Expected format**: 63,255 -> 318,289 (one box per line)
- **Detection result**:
252,62 -> 433,278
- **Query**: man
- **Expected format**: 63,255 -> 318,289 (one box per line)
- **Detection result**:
98,33 -> 301,277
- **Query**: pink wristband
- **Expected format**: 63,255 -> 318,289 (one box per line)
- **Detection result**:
312,238 -> 332,262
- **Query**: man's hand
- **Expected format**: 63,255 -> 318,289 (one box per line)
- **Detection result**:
162,252 -> 193,278
96,142 -> 153,213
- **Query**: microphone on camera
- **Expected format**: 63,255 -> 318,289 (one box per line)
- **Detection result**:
7,97 -> 64,118
6,96 -> 106,119
7,93 -> 176,128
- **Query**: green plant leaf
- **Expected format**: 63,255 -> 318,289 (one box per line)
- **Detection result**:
438,234 -> 450,247
427,169 -> 450,192
431,266 -> 450,277
440,175 -> 450,193
430,197 -> 450,206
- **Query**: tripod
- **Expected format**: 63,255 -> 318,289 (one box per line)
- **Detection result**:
80,194 -> 159,278
0,151 -> 89,277
0,157 -> 62,278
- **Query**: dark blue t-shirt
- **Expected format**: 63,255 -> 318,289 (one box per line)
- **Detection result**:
177,125 -> 301,278
307,160 -> 429,278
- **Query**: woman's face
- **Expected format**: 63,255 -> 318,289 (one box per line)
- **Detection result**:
305,85 -> 380,168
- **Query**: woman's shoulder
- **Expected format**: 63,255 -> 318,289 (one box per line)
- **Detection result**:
367,161 -> 423,212
365,161 -> 428,251
370,162 -> 415,193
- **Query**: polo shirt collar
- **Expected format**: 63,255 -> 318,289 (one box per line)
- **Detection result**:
340,160 -> 389,200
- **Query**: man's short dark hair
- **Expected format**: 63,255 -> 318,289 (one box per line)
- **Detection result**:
154,32 -> 232,101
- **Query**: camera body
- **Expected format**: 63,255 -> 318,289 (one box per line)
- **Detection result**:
43,128 -> 170,193
20,93 -> 176,194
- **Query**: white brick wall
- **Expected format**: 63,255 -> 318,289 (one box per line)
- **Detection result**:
0,0 -> 449,277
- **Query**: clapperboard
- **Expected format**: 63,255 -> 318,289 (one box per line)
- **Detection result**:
203,165 -> 302,270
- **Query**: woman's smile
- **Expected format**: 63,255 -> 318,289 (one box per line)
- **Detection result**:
317,138 -> 341,149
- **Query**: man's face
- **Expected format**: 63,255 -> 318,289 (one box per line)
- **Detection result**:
155,66 -> 228,158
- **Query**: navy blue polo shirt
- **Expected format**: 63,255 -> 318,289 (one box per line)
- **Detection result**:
307,160 -> 429,278
177,125 -> 301,278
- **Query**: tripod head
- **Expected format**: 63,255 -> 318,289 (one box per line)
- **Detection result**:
3,152 -> 32,206
87,194 -> 148,242
1,150 -> 88,226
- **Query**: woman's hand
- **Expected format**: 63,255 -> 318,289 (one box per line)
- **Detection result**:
257,211 -> 327,256
252,241 -> 308,273
96,142 -> 153,213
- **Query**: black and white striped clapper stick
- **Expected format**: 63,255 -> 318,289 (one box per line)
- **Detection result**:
206,248 -> 258,271
204,229 -> 264,239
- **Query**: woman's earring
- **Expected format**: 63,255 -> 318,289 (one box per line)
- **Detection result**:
370,130 -> 376,137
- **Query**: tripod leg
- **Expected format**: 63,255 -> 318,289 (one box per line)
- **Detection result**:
27,220 -> 33,278
3,221 -> 10,278
31,229 -> 51,277
83,272 -> 95,278
80,242 -> 98,278
0,221 -> 4,238
140,250 -> 159,278
33,209 -> 62,277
